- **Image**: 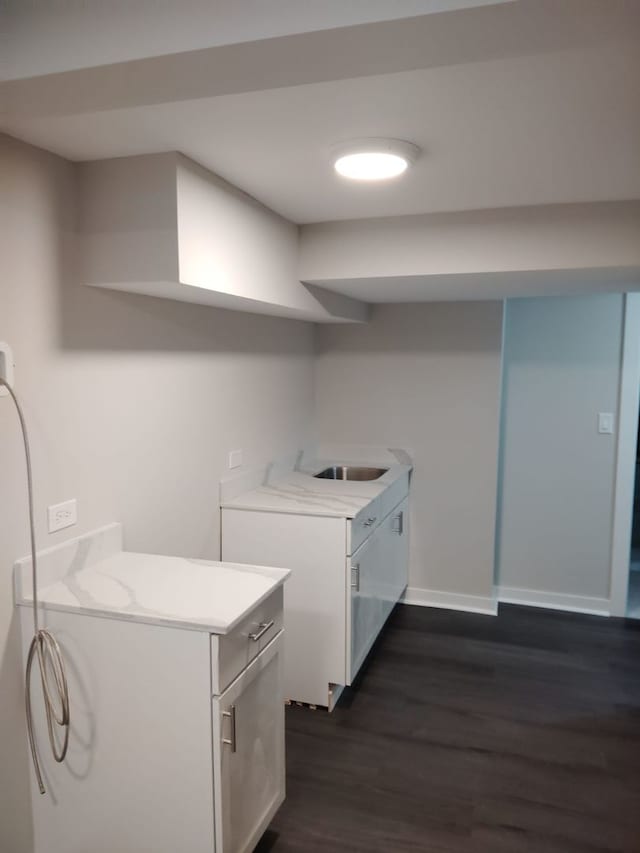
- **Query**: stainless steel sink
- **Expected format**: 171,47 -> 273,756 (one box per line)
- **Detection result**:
314,465 -> 388,481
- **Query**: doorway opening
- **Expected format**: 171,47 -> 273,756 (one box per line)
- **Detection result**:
627,407 -> 640,617
610,293 -> 640,618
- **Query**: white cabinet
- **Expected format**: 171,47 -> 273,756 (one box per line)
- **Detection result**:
19,588 -> 286,853
348,496 -> 409,683
213,634 -> 285,853
222,480 -> 409,709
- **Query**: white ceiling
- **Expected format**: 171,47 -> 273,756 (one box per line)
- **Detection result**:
2,0 -> 639,229
7,40 -> 638,224
3,0 -> 509,81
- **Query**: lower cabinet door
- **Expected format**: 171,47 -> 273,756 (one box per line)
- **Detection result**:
348,498 -> 410,685
348,530 -> 385,684
213,632 -> 285,853
385,496 -> 410,610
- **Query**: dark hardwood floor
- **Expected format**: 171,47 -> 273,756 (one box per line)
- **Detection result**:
256,603 -> 640,853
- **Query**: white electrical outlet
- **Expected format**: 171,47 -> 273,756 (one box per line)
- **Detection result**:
228,449 -> 243,469
0,341 -> 15,396
48,499 -> 77,533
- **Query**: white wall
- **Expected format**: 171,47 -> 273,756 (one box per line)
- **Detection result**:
0,135 -> 315,853
314,302 -> 504,609
177,155 -> 301,306
497,294 -> 624,610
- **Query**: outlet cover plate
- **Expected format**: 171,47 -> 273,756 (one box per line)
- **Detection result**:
228,449 -> 243,469
48,499 -> 77,533
0,341 -> 14,396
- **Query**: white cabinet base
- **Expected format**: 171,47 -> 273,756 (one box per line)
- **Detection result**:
222,492 -> 409,709
21,611 -> 215,853
222,510 -> 347,708
19,600 -> 286,853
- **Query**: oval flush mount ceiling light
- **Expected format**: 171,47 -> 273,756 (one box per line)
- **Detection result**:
332,138 -> 420,181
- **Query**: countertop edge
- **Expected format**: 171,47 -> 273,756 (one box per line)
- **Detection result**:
221,504 -> 351,519
16,558 -> 290,635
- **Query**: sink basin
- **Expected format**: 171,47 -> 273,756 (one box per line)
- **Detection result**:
314,465 -> 388,481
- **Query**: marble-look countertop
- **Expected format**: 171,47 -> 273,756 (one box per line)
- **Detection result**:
222,448 -> 412,519
14,523 -> 289,634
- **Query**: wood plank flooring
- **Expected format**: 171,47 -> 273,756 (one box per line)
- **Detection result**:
256,603 -> 640,853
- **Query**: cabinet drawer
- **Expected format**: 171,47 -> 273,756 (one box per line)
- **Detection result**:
212,586 -> 283,695
348,473 -> 410,555
349,496 -> 381,555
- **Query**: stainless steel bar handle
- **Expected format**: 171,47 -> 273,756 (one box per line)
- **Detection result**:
363,516 -> 377,527
351,564 -> 360,591
248,620 -> 275,642
222,705 -> 237,752
392,511 -> 404,535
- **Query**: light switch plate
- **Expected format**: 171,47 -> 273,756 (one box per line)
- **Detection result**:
598,412 -> 614,434
48,499 -> 77,533
228,449 -> 243,469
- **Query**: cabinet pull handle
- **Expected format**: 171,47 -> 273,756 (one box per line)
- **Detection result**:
248,620 -> 275,642
392,511 -> 404,535
351,564 -> 360,592
363,516 -> 377,527
222,705 -> 237,752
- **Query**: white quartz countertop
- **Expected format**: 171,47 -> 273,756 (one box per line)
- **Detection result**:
14,523 -> 289,634
222,451 -> 412,519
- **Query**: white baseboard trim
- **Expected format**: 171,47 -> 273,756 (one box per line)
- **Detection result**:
402,586 -> 498,616
497,585 -> 610,617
